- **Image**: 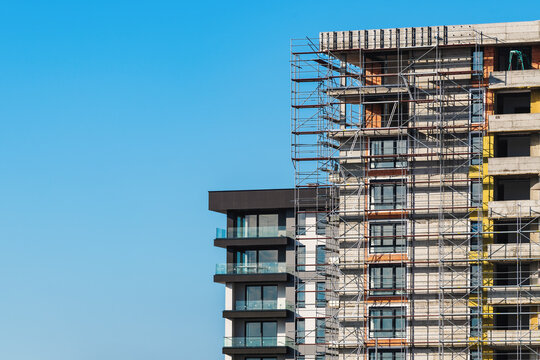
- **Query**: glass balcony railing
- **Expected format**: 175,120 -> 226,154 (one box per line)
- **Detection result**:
234,298 -> 292,311
223,336 -> 295,348
215,226 -> 288,239
215,262 -> 289,275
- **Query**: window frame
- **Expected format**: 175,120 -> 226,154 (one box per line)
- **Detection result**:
369,306 -> 406,338
370,138 -> 408,169
370,181 -> 406,210
369,265 -> 406,296
369,221 -> 407,254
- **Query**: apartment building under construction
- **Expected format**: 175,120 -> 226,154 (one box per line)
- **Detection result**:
212,20 -> 540,360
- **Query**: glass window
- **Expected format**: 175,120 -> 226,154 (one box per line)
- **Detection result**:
370,266 -> 405,295
470,264 -> 482,288
316,318 -> 325,343
316,245 -> 325,271
470,221 -> 481,251
471,182 -> 482,207
369,307 -> 405,338
472,50 -> 483,74
470,307 -> 481,337
297,281 -> 305,308
296,318 -> 305,344
297,213 -> 306,235
316,213 -> 327,235
370,222 -> 406,253
258,250 -> 278,264
316,282 -> 326,308
297,245 -> 306,271
471,90 -> 484,123
369,349 -> 405,360
234,214 -> 279,237
470,133 -> 483,165
371,182 -> 406,210
370,138 -> 407,168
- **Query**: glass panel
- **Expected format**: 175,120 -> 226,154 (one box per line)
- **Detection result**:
297,213 -> 306,235
263,286 -> 277,309
396,184 -> 405,209
297,319 -> 305,344
316,245 -> 325,271
316,319 -> 325,343
246,286 -> 262,310
259,214 -> 278,237
317,282 -> 326,307
297,282 -> 305,308
262,322 -> 277,337
471,182 -> 482,206
246,214 -> 258,237
471,221 -> 481,251
259,250 -> 278,263
297,245 -> 306,271
246,322 -> 261,341
316,213 -> 326,235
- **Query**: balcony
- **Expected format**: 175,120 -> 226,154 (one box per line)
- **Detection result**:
488,200 -> 540,218
488,157 -> 540,176
223,299 -> 293,319
214,226 -> 291,248
489,69 -> 540,89
214,263 -> 291,283
487,243 -> 540,260
486,330 -> 540,346
489,113 -> 540,133
222,336 -> 294,355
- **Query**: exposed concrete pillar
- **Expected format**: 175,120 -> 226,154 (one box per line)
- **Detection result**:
531,133 -> 540,156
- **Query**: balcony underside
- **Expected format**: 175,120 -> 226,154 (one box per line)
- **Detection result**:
222,309 -> 290,319
222,346 -> 290,355
214,236 -> 290,249
214,273 -> 290,284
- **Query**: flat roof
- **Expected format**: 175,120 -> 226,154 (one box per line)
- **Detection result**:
208,188 -> 321,213
319,20 -> 540,52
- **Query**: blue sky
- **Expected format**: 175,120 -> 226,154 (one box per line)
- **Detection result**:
0,1 -> 537,359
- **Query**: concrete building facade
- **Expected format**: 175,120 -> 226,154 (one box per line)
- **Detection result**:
213,19 -> 540,360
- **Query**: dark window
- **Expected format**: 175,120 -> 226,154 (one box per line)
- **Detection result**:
495,178 -> 530,201
496,47 -> 532,71
494,263 -> 530,286
495,350 -> 534,360
495,134 -> 530,157
494,306 -> 530,330
370,138 -> 407,168
316,282 -> 326,308
370,222 -> 406,253
494,220 -> 531,244
496,92 -> 531,114
370,182 -> 406,210
369,307 -> 405,338
370,265 -> 405,296
297,245 -> 306,271
471,350 -> 482,360
470,221 -> 481,251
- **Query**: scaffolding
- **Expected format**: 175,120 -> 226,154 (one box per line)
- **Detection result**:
292,25 -> 540,360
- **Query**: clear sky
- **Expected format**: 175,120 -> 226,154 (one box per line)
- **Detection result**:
0,1 -> 537,359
